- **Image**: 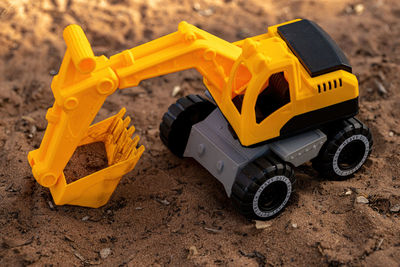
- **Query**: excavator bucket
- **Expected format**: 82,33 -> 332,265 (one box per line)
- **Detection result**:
27,25 -> 144,208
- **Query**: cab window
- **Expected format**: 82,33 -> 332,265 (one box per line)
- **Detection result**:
255,72 -> 290,123
231,62 -> 251,114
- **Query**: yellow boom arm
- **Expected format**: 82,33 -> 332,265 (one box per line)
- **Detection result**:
28,22 -> 242,207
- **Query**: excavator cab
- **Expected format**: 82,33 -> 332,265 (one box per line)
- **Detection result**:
219,38 -> 298,146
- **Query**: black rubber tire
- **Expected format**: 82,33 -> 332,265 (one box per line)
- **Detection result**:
159,95 -> 216,157
231,154 -> 295,220
312,117 -> 373,180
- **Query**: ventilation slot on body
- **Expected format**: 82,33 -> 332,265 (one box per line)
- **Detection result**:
317,78 -> 342,93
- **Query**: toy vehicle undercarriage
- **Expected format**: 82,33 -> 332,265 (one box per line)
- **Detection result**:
160,92 -> 372,219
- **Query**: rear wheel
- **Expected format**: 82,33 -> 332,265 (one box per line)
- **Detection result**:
312,117 -> 373,180
160,95 -> 216,157
231,155 -> 295,220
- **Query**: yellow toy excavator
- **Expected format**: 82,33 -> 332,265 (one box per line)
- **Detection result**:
28,19 -> 372,220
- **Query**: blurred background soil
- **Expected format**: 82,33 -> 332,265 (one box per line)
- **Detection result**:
1,0 -> 400,266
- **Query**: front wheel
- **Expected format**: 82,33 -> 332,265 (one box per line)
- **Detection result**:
313,117 -> 373,180
231,155 -> 295,220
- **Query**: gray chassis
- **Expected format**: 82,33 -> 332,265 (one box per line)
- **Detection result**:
183,108 -> 327,196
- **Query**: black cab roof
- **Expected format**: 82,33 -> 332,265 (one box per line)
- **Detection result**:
277,19 -> 352,77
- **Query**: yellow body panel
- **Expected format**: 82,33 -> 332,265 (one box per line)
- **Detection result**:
216,20 -> 358,145
28,20 -> 358,207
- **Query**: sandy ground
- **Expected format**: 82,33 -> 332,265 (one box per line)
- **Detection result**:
1,0 -> 400,266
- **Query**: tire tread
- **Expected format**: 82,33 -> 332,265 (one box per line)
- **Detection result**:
232,154 -> 295,220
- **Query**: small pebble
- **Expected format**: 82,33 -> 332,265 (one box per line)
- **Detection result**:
48,201 -> 54,210
376,238 -> 384,250
292,223 -> 298,229
193,2 -> 201,11
354,3 -> 364,14
254,220 -> 272,229
31,125 -> 37,135
171,85 -> 182,97
82,216 -> 90,221
49,69 -> 58,76
199,8 -> 214,17
390,204 -> 400,213
100,248 -> 111,259
157,198 -> 170,205
5,183 -> 16,192
204,227 -> 221,233
345,189 -> 352,196
356,196 -> 369,204
187,246 -> 198,259
21,115 -> 35,124
64,235 -> 74,242
389,131 -> 394,137
74,251 -> 85,261
374,80 -> 387,95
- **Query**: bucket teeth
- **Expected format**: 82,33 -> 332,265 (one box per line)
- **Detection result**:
111,119 -> 124,144
109,108 -> 126,133
107,110 -> 142,165
132,135 -> 140,148
123,116 -> 131,128
127,125 -> 135,137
